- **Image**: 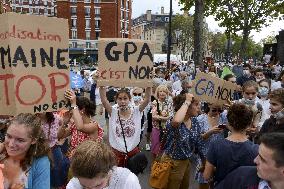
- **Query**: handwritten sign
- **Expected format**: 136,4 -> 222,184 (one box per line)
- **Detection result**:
192,72 -> 238,105
0,13 -> 70,115
97,38 -> 154,87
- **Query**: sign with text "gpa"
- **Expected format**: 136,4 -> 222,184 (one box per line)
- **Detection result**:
0,13 -> 70,115
97,38 -> 154,87
192,72 -> 238,105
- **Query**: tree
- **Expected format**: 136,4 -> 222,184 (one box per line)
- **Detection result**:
208,0 -> 284,59
260,34 -> 277,44
209,32 -> 227,60
230,35 -> 263,60
171,14 -> 194,61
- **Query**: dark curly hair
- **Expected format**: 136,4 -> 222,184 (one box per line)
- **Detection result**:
5,113 -> 50,171
76,96 -> 96,117
227,103 -> 253,131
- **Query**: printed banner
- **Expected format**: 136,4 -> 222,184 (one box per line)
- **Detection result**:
97,38 -> 154,87
0,13 -> 70,115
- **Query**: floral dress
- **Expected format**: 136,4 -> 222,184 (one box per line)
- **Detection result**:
68,120 -> 103,158
150,98 -> 173,155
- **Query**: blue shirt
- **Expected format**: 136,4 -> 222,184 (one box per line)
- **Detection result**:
164,117 -> 202,160
27,156 -> 50,189
207,139 -> 259,185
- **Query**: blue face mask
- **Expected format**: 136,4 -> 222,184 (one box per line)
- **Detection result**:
133,95 -> 142,102
258,87 -> 269,97
243,98 -> 256,106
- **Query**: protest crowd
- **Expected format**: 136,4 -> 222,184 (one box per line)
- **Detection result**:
1,13 -> 284,189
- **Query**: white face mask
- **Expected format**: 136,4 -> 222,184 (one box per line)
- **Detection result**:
243,70 -> 250,76
273,108 -> 284,120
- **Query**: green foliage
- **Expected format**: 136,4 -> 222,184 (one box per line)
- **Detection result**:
260,34 -> 277,44
209,32 -> 227,59
231,35 -> 263,59
171,14 -> 194,60
208,0 -> 284,34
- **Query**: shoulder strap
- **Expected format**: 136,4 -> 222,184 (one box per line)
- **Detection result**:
118,110 -> 128,154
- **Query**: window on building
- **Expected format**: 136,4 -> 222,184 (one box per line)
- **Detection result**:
71,7 -> 76,15
85,7 -> 91,16
44,8 -> 48,14
71,19 -> 77,28
165,17 -> 169,22
86,31 -> 91,40
120,21 -> 124,30
125,12 -> 128,20
86,42 -> 91,49
121,10 -> 124,20
94,0 -> 100,3
72,30 -> 77,39
85,19 -> 90,28
95,20 -> 100,28
84,0 -> 91,3
121,0 -> 124,8
94,7 -> 100,15
72,42 -> 77,48
95,31 -> 100,40
43,0 -> 47,5
70,0 -> 77,2
29,7 -> 33,13
126,0 -> 129,9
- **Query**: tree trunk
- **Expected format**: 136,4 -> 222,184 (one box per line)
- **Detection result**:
240,0 -> 249,60
193,0 -> 205,70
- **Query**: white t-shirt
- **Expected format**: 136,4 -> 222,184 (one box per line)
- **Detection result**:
271,81 -> 282,91
172,80 -> 182,93
95,87 -> 102,105
257,98 -> 271,128
66,167 -> 141,189
109,105 -> 142,152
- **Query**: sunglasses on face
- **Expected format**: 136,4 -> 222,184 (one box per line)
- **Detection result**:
133,93 -> 142,96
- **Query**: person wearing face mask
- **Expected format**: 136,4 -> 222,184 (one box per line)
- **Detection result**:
257,79 -> 271,127
236,64 -> 256,86
256,88 -> 284,143
271,70 -> 284,91
99,87 -> 151,168
254,68 -> 266,82
238,81 -> 263,139
170,68 -> 180,82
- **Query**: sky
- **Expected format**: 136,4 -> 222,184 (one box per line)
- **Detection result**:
132,0 -> 284,43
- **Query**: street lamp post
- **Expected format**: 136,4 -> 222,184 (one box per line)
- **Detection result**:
167,0 -> 173,70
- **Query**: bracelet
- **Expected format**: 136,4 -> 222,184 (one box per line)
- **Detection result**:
70,105 -> 78,110
183,101 -> 191,107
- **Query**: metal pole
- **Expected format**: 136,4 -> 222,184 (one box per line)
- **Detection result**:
167,0 -> 173,70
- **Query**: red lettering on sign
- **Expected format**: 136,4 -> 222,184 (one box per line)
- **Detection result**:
0,74 -> 15,105
15,75 -> 46,105
48,72 -> 69,103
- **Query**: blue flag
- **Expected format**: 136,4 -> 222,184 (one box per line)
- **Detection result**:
70,71 -> 84,89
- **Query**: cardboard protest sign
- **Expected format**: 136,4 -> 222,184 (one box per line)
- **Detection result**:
192,72 -> 238,105
97,38 -> 154,87
0,13 -> 70,115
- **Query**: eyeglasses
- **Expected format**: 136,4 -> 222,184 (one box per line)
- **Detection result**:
133,93 -> 142,96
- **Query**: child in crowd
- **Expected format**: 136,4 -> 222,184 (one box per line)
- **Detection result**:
99,87 -> 151,168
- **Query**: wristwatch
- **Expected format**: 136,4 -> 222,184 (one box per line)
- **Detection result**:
70,105 -> 78,110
